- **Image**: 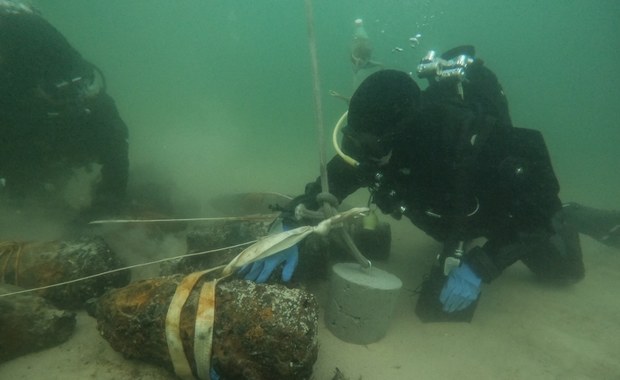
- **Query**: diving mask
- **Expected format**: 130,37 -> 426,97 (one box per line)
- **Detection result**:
332,110 -> 400,168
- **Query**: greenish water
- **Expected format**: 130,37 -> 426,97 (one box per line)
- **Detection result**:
0,3 -> 618,379
36,0 -> 619,208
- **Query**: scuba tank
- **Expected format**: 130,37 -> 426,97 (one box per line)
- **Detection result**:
353,18 -> 369,40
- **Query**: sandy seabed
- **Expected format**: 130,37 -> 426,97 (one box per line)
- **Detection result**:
0,215 -> 619,380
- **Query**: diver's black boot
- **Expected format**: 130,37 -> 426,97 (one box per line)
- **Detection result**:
563,202 -> 620,249
519,211 -> 585,283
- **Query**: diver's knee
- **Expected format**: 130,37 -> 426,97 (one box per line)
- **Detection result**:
519,223 -> 585,284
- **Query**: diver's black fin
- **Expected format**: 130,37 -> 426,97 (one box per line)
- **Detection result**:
563,202 -> 620,249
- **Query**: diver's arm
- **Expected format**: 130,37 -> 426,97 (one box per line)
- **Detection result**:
302,154 -> 365,211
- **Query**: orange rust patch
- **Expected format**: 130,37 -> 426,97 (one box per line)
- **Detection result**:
258,307 -> 273,320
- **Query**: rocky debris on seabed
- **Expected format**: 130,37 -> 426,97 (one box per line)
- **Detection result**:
0,284 -> 76,363
95,277 -> 319,380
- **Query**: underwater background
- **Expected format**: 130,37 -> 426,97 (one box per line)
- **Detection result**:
0,1 -> 618,379
34,0 -> 619,211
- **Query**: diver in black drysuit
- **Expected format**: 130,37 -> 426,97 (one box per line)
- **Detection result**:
246,46 -> 619,320
0,3 -> 129,220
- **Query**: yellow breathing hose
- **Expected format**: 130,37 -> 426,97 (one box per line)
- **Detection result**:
332,110 -> 380,232
332,110 -> 360,167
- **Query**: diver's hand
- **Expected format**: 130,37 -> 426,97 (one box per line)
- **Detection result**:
240,245 -> 299,283
439,263 -> 481,312
239,220 -> 299,283
210,368 -> 220,380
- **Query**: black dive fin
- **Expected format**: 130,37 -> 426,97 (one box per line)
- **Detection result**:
563,202 -> 620,249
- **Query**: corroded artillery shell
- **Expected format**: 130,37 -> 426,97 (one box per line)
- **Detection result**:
0,284 -> 76,363
0,236 -> 130,309
96,277 -> 319,380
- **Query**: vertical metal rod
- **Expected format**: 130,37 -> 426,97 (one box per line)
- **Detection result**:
304,0 -> 329,195
304,1 -> 371,270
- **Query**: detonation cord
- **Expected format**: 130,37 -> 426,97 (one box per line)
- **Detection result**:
0,241 -> 253,298
88,213 -> 280,225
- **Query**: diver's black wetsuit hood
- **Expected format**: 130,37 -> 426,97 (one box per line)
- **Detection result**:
348,69 -> 421,137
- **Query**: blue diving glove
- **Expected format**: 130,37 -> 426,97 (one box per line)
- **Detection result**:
439,262 -> 482,312
210,367 -> 220,380
241,245 -> 299,283
240,221 -> 299,283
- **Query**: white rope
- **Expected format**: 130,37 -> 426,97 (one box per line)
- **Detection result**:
89,214 -> 279,225
0,240 -> 255,298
